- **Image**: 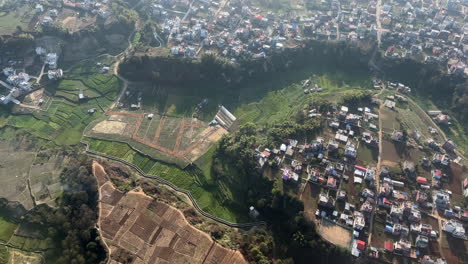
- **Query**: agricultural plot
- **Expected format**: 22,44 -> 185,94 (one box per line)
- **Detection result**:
54,74 -> 121,103
380,108 -> 399,134
2,71 -> 119,146
0,216 -> 18,243
234,72 -> 370,125
380,139 -> 401,168
59,7 -> 97,33
0,139 -> 36,210
87,139 -> 243,222
356,143 -> 378,166
86,111 -> 224,165
0,7 -> 32,35
0,246 -> 8,264
440,231 -> 468,264
29,153 -> 67,206
397,106 -> 443,142
93,162 -> 247,264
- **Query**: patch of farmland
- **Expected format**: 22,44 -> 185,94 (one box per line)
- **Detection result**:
440,231 -> 468,264
87,139 -> 244,222
0,7 -> 31,35
8,249 -> 43,264
0,246 -> 8,263
0,216 -> 18,242
29,153 -> 67,207
0,138 -> 36,210
381,139 -> 401,168
136,115 -> 161,143
155,117 -> 181,151
380,108 -> 399,133
356,143 -> 378,166
93,162 -> 247,264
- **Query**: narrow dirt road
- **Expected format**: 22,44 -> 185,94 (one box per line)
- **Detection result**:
367,87 -> 385,246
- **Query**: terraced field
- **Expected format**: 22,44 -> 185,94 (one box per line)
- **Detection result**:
87,138 -> 245,222
93,161 -> 246,264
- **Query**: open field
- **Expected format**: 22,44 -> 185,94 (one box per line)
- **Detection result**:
29,152 -> 67,206
380,139 -> 401,168
85,111 -> 226,165
300,182 -> 320,222
0,138 -> 37,210
0,216 -> 18,242
8,249 -> 43,264
93,161 -> 247,264
411,94 -> 468,155
0,8 -> 32,35
356,143 -> 378,166
87,138 -> 244,222
318,219 -> 352,249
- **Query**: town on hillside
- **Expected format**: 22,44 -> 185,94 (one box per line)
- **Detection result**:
254,79 -> 467,263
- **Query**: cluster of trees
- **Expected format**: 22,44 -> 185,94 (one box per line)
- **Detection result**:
119,37 -> 467,125
118,40 -> 369,91
13,155 -> 106,263
111,0 -> 138,30
377,56 -> 468,124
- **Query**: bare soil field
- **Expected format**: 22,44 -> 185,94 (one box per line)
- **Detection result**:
300,182 -> 319,222
93,162 -> 246,264
58,8 -> 97,33
381,139 -> 400,168
446,163 -> 465,196
8,249 -> 42,264
318,219 -> 352,249
93,120 -> 127,135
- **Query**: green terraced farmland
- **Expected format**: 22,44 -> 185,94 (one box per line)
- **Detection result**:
86,138 -> 246,222
0,216 -> 17,242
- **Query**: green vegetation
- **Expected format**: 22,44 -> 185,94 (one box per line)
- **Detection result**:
0,9 -> 30,35
0,246 -> 8,263
0,153 -> 106,263
357,144 -> 378,166
0,57 -> 122,147
235,73 -> 371,125
410,95 -> 468,155
86,138 -> 244,222
0,216 -> 17,242
111,0 -> 138,29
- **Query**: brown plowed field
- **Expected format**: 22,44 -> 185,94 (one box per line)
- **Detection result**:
92,161 -> 246,264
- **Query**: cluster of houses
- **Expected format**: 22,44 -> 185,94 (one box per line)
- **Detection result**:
0,45 -> 63,105
378,0 -> 467,76
35,0 -> 111,28
254,97 -> 467,261
149,0 -> 467,76
0,68 -> 32,104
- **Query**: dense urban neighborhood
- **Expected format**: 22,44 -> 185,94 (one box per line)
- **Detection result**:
0,0 -> 466,263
